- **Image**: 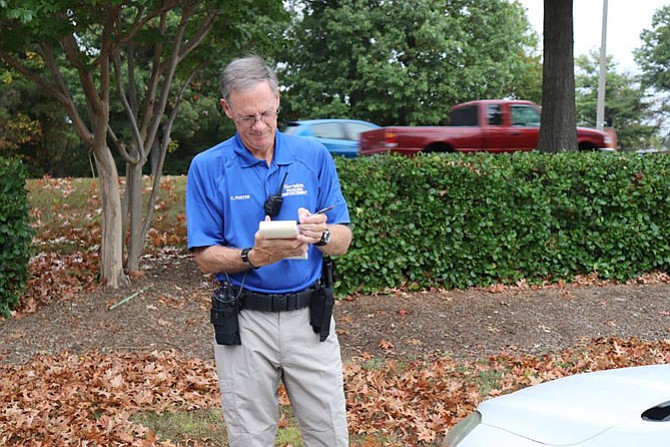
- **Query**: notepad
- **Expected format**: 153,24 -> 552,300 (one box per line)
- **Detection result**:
258,220 -> 307,259
258,220 -> 299,239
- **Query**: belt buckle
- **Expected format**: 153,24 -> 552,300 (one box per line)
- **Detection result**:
272,294 -> 289,311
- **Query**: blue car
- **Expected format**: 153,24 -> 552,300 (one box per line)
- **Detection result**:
283,119 -> 380,158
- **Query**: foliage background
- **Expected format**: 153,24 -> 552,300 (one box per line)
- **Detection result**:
276,0 -> 541,126
2,1 -> 670,179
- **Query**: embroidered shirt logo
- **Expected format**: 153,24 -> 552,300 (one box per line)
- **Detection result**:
284,183 -> 307,196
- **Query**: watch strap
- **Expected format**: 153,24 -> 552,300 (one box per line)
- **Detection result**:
241,247 -> 259,269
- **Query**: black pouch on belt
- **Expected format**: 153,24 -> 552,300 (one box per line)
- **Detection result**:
210,281 -> 241,345
310,257 -> 335,342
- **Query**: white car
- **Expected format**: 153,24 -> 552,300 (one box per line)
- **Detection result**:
444,364 -> 670,446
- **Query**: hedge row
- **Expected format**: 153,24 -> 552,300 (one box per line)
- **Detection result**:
334,152 -> 670,296
0,158 -> 33,317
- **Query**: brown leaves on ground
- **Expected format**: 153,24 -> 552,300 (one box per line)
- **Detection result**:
15,175 -> 188,319
1,338 -> 668,447
18,252 -> 99,316
1,351 -> 220,447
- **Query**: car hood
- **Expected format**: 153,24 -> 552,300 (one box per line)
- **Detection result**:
478,364 -> 670,445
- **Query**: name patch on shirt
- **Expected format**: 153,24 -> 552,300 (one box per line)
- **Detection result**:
230,194 -> 251,201
284,183 -> 308,197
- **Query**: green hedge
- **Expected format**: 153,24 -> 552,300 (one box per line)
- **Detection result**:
334,152 -> 670,296
0,158 -> 33,317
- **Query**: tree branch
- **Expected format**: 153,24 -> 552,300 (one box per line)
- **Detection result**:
141,65 -> 200,240
41,45 -> 96,145
143,5 -> 190,155
177,7 -> 219,64
60,33 -> 104,118
106,125 -> 134,162
112,49 -> 143,161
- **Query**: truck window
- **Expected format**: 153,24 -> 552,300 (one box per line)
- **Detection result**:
511,105 -> 541,127
487,105 -> 503,126
449,104 -> 479,126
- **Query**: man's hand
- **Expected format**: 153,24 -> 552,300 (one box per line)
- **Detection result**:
297,207 -> 329,245
248,215 -> 308,266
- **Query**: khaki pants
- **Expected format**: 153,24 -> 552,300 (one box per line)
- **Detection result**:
214,306 -> 348,447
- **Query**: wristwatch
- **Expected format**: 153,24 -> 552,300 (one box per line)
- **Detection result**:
241,247 -> 259,269
315,229 -> 331,246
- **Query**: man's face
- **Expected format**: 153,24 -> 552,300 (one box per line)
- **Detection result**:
222,81 -> 279,156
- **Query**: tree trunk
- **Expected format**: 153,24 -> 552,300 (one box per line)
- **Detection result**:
538,0 -> 578,153
125,161 -> 144,275
93,138 -> 129,288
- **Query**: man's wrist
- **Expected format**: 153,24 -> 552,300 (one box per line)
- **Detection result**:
241,247 -> 259,270
315,229 -> 331,246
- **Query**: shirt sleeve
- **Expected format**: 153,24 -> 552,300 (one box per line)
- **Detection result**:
186,155 -> 226,251
317,150 -> 351,226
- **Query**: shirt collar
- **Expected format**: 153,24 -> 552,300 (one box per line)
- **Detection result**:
233,132 -> 295,168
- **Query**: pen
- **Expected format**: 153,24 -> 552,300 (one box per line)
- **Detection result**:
315,205 -> 335,215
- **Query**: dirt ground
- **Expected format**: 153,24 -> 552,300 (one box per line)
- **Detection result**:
2,255 -> 670,365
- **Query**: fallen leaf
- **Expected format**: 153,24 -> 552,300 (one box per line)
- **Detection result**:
379,340 -> 395,351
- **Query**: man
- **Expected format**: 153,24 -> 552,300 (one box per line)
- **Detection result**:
185,55 -> 352,447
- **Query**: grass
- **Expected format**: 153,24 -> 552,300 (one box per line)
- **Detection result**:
131,409 -> 227,446
453,362 -> 509,397
360,356 -> 387,371
473,364 -> 508,396
131,406 -> 305,447
132,406 -> 402,447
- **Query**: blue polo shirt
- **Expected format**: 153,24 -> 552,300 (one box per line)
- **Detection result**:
186,131 -> 350,293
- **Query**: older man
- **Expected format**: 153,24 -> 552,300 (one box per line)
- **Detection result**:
185,55 -> 352,447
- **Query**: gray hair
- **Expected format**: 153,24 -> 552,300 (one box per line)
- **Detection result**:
220,55 -> 279,103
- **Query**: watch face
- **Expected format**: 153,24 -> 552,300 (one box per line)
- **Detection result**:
317,229 -> 331,246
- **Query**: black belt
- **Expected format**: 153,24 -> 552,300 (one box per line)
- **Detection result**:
235,286 -> 315,312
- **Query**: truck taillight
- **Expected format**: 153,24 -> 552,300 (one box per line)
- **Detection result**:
384,131 -> 398,148
604,128 -> 618,148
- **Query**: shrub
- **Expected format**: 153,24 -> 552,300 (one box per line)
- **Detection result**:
0,158 -> 33,317
334,152 -> 670,295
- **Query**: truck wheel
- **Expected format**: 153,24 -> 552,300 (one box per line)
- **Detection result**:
424,143 -> 453,153
579,143 -> 597,151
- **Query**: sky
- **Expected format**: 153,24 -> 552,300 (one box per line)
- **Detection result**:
517,0 -> 669,73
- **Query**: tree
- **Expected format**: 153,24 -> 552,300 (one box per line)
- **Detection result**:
0,0 -> 286,287
635,4 -> 670,146
276,0 -> 541,126
636,5 -> 670,92
575,52 -> 657,150
537,0 -> 577,152
0,64 -> 84,176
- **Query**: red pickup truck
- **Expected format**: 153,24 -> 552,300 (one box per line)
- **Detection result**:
358,99 -> 616,156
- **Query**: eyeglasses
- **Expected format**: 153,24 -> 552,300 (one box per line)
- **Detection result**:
233,108 -> 279,127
